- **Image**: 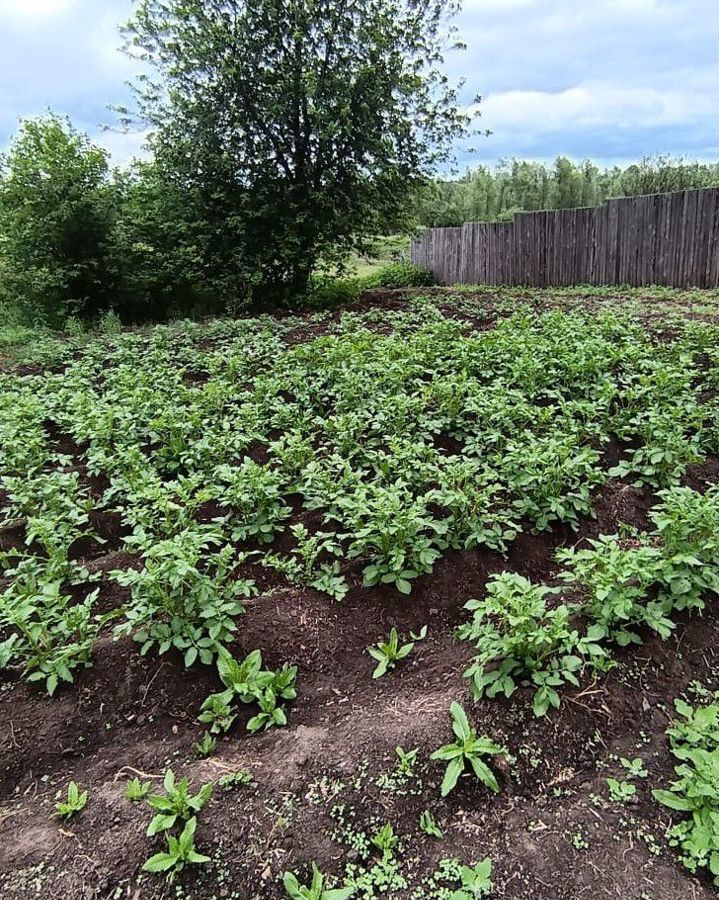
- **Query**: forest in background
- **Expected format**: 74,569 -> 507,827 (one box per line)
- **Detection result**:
417,156 -> 719,227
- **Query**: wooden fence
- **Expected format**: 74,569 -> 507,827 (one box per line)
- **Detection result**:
410,188 -> 719,288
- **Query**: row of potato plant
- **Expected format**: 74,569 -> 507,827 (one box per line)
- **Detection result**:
459,485 -> 719,716
1,297 -> 718,693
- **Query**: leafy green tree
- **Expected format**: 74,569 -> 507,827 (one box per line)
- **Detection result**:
122,0 -> 473,305
0,115 -> 116,325
111,161 -> 221,321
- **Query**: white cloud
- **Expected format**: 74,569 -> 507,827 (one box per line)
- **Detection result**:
463,0 -> 537,11
94,127 -> 150,166
446,0 -> 719,167
479,76 -> 717,135
0,0 -> 73,22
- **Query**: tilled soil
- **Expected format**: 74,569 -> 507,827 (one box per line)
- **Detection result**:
1,473 -> 718,900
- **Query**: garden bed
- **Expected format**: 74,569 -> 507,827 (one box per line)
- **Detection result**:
1,286 -> 719,899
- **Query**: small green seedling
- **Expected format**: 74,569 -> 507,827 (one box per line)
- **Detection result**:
125,777 -> 151,802
367,625 -> 426,679
218,770 -> 253,791
54,781 -> 88,820
455,858 -> 493,899
247,682 -> 292,733
197,692 -> 237,734
395,745 -> 419,775
606,778 -> 636,803
193,732 -> 217,758
145,769 -> 213,836
142,816 -> 210,881
371,822 -> 398,855
620,756 -> 648,779
431,702 -> 505,797
283,861 -> 355,899
419,809 -> 443,838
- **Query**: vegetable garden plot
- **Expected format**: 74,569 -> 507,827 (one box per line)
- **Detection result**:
1,289 -> 719,899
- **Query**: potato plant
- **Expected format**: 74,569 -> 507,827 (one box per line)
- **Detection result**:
458,573 -> 602,717
653,693 -> 719,884
112,528 -> 255,666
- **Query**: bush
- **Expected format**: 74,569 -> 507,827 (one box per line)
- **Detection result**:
362,261 -> 434,289
0,115 -> 116,326
305,275 -> 362,308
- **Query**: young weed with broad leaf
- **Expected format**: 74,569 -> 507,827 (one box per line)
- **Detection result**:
283,862 -> 355,900
198,646 -> 297,734
431,702 -> 505,797
142,816 -> 210,882
54,781 -> 88,820
145,769 -> 213,836
367,626 -> 426,679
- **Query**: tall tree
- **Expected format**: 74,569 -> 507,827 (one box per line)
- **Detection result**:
122,0 -> 473,305
0,115 -> 115,324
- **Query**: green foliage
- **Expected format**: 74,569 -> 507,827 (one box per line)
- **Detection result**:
367,626 -> 426,679
502,438 -> 604,531
395,746 -> 419,775
110,161 -> 217,321
125,778 -> 152,802
621,757 -> 648,779
0,577 -> 100,696
198,647 -> 297,735
112,529 -> 254,665
3,296 -> 719,753
217,770 -> 253,791
419,809 -> 443,839
262,524 -> 348,601
283,862 -> 355,900
361,262 -> 433,289
557,537 -> 670,646
450,858 -> 493,899
123,0 -> 471,304
54,781 -> 88,820
0,115 -> 116,325
214,461 -> 291,545
416,155 -> 719,228
345,487 -> 443,593
430,702 -> 505,797
145,769 -> 213,837
458,573 -> 600,717
460,485 -> 719,719
307,276 -> 363,309
193,732 -> 217,758
419,857 -> 493,899
666,695 -> 719,751
652,486 -> 719,611
371,823 -> 399,856
653,694 -> 719,884
606,778 -> 636,803
142,816 -> 210,881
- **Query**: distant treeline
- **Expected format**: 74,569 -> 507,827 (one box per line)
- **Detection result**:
416,156 -> 719,227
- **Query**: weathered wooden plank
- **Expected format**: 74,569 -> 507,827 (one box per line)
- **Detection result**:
706,189 -> 719,288
694,189 -> 711,288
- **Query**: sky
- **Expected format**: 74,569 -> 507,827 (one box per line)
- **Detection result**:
0,0 -> 717,173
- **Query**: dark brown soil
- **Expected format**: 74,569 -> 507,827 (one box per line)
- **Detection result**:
2,470 -> 718,900
684,455 -> 719,493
